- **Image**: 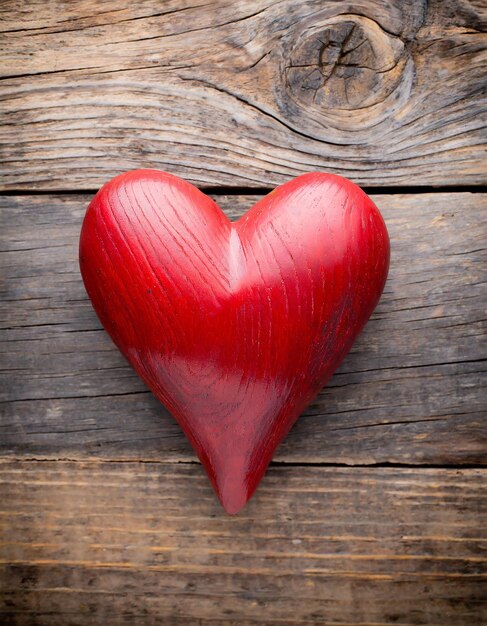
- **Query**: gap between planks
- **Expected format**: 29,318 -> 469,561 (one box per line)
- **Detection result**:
1,184 -> 487,197
1,458 -> 486,470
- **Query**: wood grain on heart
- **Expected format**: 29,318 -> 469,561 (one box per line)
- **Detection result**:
79,170 -> 390,513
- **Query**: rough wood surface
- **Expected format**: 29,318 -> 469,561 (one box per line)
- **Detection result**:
1,192 -> 485,465
0,461 -> 485,626
2,0 -> 486,622
1,0 -> 486,190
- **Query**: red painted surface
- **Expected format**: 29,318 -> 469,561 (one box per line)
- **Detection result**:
79,170 -> 390,514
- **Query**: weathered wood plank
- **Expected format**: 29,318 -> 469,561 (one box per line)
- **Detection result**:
0,461 -> 485,625
1,192 -> 485,464
0,0 -> 486,189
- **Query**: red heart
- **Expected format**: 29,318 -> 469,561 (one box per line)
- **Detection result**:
79,170 -> 389,514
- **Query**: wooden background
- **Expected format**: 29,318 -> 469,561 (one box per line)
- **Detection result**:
1,1 -> 486,624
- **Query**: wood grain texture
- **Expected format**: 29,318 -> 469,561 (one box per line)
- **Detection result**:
1,192 -> 485,465
1,0 -> 486,190
0,460 -> 485,626
2,0 -> 486,619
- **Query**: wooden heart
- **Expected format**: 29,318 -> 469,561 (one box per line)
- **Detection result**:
79,170 -> 389,513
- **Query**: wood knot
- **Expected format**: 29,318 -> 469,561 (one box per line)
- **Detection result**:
284,15 -> 410,114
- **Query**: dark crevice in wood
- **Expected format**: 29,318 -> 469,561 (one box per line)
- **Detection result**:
0,391 -> 152,404
0,4 -> 211,36
0,185 -> 486,197
0,62 -> 195,81
118,5 -> 273,46
0,6 -> 269,53
270,461 -> 487,470
0,67 -> 106,80
1,457 -> 485,470
204,184 -> 487,195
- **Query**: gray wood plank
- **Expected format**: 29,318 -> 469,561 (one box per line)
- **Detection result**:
1,192 -> 485,465
0,0 -> 486,189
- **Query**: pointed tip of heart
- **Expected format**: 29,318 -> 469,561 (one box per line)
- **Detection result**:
208,456 -> 260,515
219,489 -> 249,516
216,474 -> 251,515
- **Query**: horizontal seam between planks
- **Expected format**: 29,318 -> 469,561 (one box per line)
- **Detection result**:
0,185 -> 486,196
0,458 -> 486,470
